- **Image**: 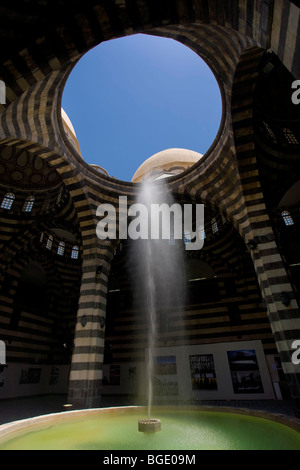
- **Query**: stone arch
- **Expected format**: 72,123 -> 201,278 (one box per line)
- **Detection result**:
1,1 -> 297,109
230,46 -> 300,397
0,0 -> 299,408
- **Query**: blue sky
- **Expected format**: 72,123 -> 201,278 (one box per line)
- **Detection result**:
62,33 -> 222,182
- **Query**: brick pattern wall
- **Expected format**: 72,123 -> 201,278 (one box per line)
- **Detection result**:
0,1 -> 298,406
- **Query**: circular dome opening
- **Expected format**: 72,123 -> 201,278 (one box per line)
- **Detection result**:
62,33 -> 222,182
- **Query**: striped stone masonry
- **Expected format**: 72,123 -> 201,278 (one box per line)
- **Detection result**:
68,240 -> 114,408
0,1 -> 299,406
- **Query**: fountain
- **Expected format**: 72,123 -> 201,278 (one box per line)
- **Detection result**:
132,179 -> 186,432
0,406 -> 300,450
0,183 -> 300,449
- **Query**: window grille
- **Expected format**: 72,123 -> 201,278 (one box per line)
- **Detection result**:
46,235 -> 53,250
71,245 -> 79,259
211,217 -> 218,234
281,210 -> 294,226
22,195 -> 35,212
1,192 -> 15,210
57,241 -> 65,256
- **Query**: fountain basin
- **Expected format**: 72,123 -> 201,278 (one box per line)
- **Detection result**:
0,406 -> 299,450
138,418 -> 161,433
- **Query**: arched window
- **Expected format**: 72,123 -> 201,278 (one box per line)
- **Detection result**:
1,192 -> 15,210
22,195 -> 35,212
46,234 -> 53,250
211,217 -> 218,234
71,245 -> 79,259
281,210 -> 294,226
57,241 -> 65,256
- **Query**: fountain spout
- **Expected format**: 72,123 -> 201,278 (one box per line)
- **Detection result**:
138,418 -> 161,433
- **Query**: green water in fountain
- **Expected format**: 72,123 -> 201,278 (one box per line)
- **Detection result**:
0,409 -> 299,450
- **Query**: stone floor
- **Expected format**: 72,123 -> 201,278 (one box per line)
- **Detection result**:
0,394 -> 298,426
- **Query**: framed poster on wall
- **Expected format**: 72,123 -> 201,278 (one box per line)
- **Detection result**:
227,349 -> 264,393
109,365 -> 120,385
153,355 -> 178,395
49,366 -> 59,385
189,354 -> 217,390
19,368 -> 41,384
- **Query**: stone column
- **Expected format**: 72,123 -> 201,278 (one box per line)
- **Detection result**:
67,241 -> 114,408
249,230 -> 300,410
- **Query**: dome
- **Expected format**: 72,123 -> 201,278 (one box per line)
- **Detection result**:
89,164 -> 109,177
131,148 -> 203,183
61,108 -> 81,154
61,108 -> 76,136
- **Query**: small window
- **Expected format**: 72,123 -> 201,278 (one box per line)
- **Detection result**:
263,121 -> 277,142
211,217 -> 218,234
281,210 -> 294,226
71,245 -> 79,259
46,234 -> 53,250
22,195 -> 35,212
57,241 -> 65,256
1,192 -> 15,210
283,128 -> 298,145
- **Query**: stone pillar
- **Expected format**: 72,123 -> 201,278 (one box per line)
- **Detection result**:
249,231 -> 300,406
67,241 -> 113,408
